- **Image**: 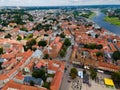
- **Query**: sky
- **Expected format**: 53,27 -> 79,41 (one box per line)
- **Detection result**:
0,0 -> 120,6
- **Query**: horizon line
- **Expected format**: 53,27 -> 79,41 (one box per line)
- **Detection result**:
1,4 -> 120,7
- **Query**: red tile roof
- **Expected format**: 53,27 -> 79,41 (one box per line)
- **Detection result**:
98,62 -> 120,72
2,80 -> 47,90
50,62 -> 65,90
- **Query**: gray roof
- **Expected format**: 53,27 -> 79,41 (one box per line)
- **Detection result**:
23,76 -> 43,85
32,49 -> 43,58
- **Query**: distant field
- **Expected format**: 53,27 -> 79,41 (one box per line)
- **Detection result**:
104,16 -> 120,26
89,12 -> 96,19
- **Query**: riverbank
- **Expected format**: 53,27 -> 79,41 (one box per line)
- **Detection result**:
104,16 -> 120,26
89,12 -> 96,19
92,12 -> 120,35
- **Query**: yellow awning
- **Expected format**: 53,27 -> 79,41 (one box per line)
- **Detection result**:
104,78 -> 114,86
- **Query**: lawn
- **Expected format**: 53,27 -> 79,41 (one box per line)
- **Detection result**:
89,12 -> 96,19
104,16 -> 120,26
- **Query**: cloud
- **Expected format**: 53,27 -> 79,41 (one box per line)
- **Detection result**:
0,0 -> 120,6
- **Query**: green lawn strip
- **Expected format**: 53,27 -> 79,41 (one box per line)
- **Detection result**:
89,12 -> 96,19
104,16 -> 120,26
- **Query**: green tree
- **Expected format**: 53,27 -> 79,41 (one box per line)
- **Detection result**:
4,33 -> 12,38
43,54 -> 49,59
32,69 -> 46,80
27,39 -> 36,46
0,47 -> 3,54
60,33 -> 65,38
96,44 -> 103,50
111,71 -> 120,81
96,52 -> 103,57
70,68 -> 78,75
96,52 -> 103,61
64,38 -> 71,47
95,34 -> 99,38
112,51 -> 120,61
90,68 -> 97,80
30,80 -> 34,86
17,35 -> 22,41
70,68 -> 78,79
20,28 -> 28,32
33,23 -> 43,31
71,73 -> 77,79
38,40 -> 47,47
42,82 -> 51,89
28,33 -> 33,38
62,45 -> 67,52
0,62 -> 3,70
60,49 -> 66,57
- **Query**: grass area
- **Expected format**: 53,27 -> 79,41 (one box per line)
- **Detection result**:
42,82 -> 51,89
104,16 -> 120,26
47,73 -> 55,77
89,12 -> 96,19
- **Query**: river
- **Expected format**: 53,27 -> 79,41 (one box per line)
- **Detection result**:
92,11 -> 120,36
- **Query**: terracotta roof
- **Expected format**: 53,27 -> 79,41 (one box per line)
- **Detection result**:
15,72 -> 24,80
50,62 -> 65,90
35,62 -> 46,69
48,37 -> 63,58
64,30 -> 71,35
2,54 -> 15,59
2,59 -> 16,67
2,80 -> 47,90
98,62 -> 120,72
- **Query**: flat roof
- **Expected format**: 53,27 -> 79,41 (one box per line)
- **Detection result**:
104,78 -> 114,86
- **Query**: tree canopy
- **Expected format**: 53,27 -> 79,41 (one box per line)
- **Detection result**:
112,51 -> 120,61
96,52 -> 103,57
90,68 -> 97,80
32,69 -> 46,81
84,43 -> 103,50
60,49 -> 66,57
17,35 -> 22,41
111,71 -> 120,82
26,38 -> 36,46
64,38 -> 71,47
4,33 -> 12,38
38,40 -> 47,47
70,68 -> 78,79
0,47 -> 3,55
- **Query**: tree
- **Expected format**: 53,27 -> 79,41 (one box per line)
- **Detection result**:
4,33 -> 12,38
112,51 -> 120,61
70,68 -> 78,75
96,52 -> 103,57
90,68 -> 97,80
96,52 -> 103,61
23,45 -> 32,51
111,72 -> 120,81
70,68 -> 78,79
0,47 -> 3,54
27,39 -> 36,46
38,40 -> 47,47
32,69 -> 46,80
96,44 -> 103,50
60,49 -> 66,57
62,45 -> 67,52
42,82 -> 51,89
33,23 -> 43,31
20,28 -> 28,32
64,38 -> 71,47
60,33 -> 65,38
71,73 -> 77,79
17,35 -> 22,41
95,34 -> 99,38
43,54 -> 49,59
30,80 -> 34,86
